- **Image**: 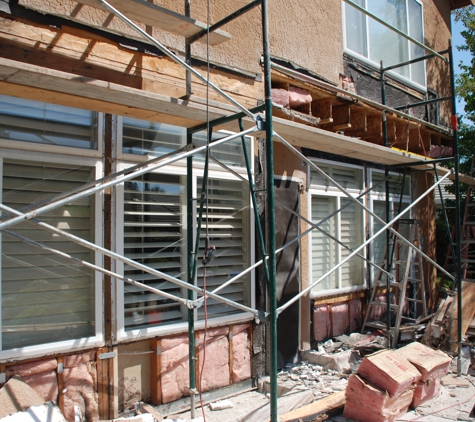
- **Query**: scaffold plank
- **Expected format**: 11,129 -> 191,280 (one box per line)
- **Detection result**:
18,0 -> 231,45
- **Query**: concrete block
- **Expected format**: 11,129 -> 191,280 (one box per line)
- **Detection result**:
271,88 -> 289,107
349,299 -> 362,333
22,370 -> 58,403
288,86 -> 312,108
313,304 -> 330,342
411,378 -> 441,408
198,328 -> 229,392
6,359 -> 57,378
331,302 -> 349,337
344,374 -> 413,422
160,334 -> 190,403
357,350 -> 421,397
232,325 -> 251,383
396,342 -> 451,382
301,349 -> 359,372
63,363 -> 99,422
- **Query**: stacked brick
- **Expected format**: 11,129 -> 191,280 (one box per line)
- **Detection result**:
344,343 -> 451,422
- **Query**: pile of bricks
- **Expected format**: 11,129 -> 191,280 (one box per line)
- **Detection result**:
343,342 -> 451,422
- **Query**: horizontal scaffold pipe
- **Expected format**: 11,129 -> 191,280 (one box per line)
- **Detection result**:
2,230 -> 191,307
344,0 -> 447,62
97,0 -> 255,121
277,170 -> 452,315
0,203 -> 258,316
276,199 -> 392,279
0,127 -> 258,232
274,131 -> 455,282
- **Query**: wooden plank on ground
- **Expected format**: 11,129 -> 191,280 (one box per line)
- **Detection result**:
276,391 -> 346,422
19,0 -> 230,45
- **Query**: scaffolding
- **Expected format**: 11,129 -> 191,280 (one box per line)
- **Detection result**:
0,1 -> 467,421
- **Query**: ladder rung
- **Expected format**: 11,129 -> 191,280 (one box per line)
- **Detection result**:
370,302 -> 399,310
407,278 -> 422,282
405,298 -> 422,303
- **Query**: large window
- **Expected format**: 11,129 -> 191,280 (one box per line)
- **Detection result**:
344,0 -> 425,87
0,159 -> 100,353
309,161 -> 365,295
118,118 -> 253,337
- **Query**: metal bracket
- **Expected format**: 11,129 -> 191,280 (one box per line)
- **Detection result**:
156,346 -> 162,356
57,363 -> 64,374
0,373 -> 5,384
255,310 -> 269,324
98,351 -> 117,360
193,297 -> 204,309
256,115 -> 266,131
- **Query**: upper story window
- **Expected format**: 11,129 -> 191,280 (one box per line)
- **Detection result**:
343,0 -> 425,88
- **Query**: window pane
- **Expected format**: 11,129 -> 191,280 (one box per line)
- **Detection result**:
340,199 -> 364,288
372,172 -> 411,197
368,0 -> 409,77
310,163 -> 363,190
2,161 -> 95,350
123,173 -> 186,330
0,96 -> 97,150
311,196 -> 337,292
345,0 -> 367,57
408,0 -> 425,85
196,178 -> 251,318
193,132 -> 250,168
122,118 -> 185,156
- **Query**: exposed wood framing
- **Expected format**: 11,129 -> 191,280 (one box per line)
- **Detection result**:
150,338 -> 162,405
18,0 -> 231,45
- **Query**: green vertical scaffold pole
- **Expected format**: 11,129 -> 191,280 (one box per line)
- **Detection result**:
261,0 -> 278,420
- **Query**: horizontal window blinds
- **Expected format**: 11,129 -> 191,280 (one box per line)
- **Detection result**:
1,160 -> 95,350
197,178 -> 250,319
123,173 -> 185,330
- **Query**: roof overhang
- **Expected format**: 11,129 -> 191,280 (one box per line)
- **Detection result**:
450,0 -> 475,10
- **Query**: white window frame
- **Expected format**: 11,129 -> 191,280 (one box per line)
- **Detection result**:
308,159 -> 366,298
367,168 -> 412,286
115,127 -> 256,342
342,0 -> 427,91
0,149 -> 104,360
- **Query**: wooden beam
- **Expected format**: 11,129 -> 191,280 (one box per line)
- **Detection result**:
276,391 -> 345,422
311,97 -> 332,124
18,0 -> 231,45
150,338 -> 162,405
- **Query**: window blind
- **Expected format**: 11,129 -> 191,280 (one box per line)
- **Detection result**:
196,178 -> 250,318
123,172 -> 186,330
1,160 -> 95,350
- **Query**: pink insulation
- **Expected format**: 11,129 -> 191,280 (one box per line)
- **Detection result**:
63,362 -> 99,422
63,351 -> 96,368
349,299 -> 362,333
160,334 -> 190,404
344,374 -> 413,422
271,88 -> 289,107
411,378 -> 441,408
288,86 -> 312,108
6,358 -> 57,377
357,350 -> 421,397
331,302 -> 349,337
22,370 -> 58,403
313,304 -> 330,342
198,328 -> 230,392
232,325 -> 251,383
